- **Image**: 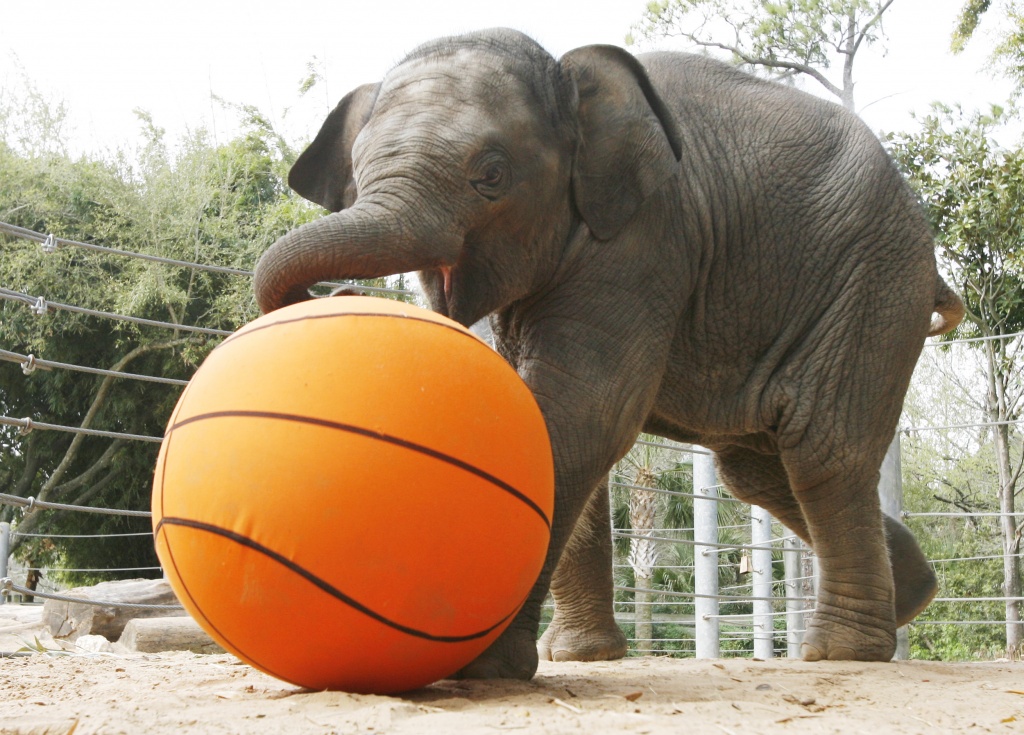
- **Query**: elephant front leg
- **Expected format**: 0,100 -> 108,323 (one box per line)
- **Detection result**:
452,293 -> 673,680
452,464 -> 620,680
537,476 -> 627,663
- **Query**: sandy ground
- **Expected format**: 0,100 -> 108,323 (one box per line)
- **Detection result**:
2,606 -> 1024,734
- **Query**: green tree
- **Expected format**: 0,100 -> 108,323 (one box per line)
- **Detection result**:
888,105 -> 1024,655
901,348 -> 1014,659
629,0 -> 896,110
952,0 -> 995,52
0,86 -> 320,587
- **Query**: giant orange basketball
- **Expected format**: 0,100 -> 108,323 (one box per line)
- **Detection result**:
151,295 -> 553,693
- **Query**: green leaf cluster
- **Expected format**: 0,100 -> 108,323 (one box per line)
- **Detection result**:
888,105 -> 1024,341
952,0 -> 993,53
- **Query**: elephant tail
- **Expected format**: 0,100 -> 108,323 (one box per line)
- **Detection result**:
928,274 -> 965,337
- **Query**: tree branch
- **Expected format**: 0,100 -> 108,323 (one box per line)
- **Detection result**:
851,0 -> 897,58
9,465 -> 123,554
683,37 -> 845,100
65,466 -> 121,511
2,434 -> 44,520
49,439 -> 125,500
21,337 -> 193,513
14,433 -> 40,493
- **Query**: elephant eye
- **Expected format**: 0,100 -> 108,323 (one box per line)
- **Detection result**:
481,164 -> 504,184
471,160 -> 509,200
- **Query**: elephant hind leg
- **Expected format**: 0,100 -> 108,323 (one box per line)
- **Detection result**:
779,440 -> 898,662
537,477 -> 628,663
713,445 -> 812,542
714,444 -> 935,656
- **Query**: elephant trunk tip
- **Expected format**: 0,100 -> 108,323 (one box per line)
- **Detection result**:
253,241 -> 318,315
256,284 -> 314,315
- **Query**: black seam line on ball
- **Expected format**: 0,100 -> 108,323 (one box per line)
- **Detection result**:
154,516 -> 516,643
158,448 -> 297,686
219,312 -> 482,350
170,410 -> 552,530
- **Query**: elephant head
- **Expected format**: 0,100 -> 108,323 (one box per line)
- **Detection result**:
253,29 -> 682,326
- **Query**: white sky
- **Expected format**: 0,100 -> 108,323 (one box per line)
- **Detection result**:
0,0 -> 1016,155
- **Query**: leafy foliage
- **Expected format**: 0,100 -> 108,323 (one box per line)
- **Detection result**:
888,104 -> 1024,340
952,0 -> 994,53
950,0 -> 1024,97
0,82 -> 322,586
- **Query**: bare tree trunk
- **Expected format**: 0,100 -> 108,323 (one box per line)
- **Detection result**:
1,435 -> 43,524
993,421 -> 1022,654
841,9 -> 857,111
23,566 -> 41,603
984,337 -> 1023,655
629,468 -> 659,654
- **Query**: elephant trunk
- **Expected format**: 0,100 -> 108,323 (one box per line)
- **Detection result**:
254,200 -> 460,314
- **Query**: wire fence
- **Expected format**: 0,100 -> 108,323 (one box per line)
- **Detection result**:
1,221 -> 1022,661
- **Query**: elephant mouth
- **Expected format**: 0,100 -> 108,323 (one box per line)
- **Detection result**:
440,266 -> 453,302
421,266 -> 452,318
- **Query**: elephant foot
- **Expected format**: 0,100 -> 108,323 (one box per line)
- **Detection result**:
800,607 -> 897,662
451,626 -> 539,681
537,616 -> 627,662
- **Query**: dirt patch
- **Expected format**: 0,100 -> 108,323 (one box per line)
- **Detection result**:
1,650 -> 1023,734
3,602 -> 1022,733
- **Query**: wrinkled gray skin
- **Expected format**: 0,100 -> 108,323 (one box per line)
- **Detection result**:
254,29 -> 964,678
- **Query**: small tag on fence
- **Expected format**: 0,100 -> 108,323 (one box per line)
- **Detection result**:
739,553 -> 752,575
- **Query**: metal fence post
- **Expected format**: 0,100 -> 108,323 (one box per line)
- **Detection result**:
693,449 -> 720,658
751,505 -> 774,658
783,536 -> 806,657
0,522 -> 10,604
878,433 -> 910,660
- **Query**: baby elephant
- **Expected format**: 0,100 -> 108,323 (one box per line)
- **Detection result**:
254,28 -> 963,678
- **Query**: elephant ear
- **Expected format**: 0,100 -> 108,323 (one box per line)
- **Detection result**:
288,82 -> 381,212
560,46 -> 683,241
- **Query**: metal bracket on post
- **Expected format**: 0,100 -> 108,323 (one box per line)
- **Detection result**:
693,449 -> 720,659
